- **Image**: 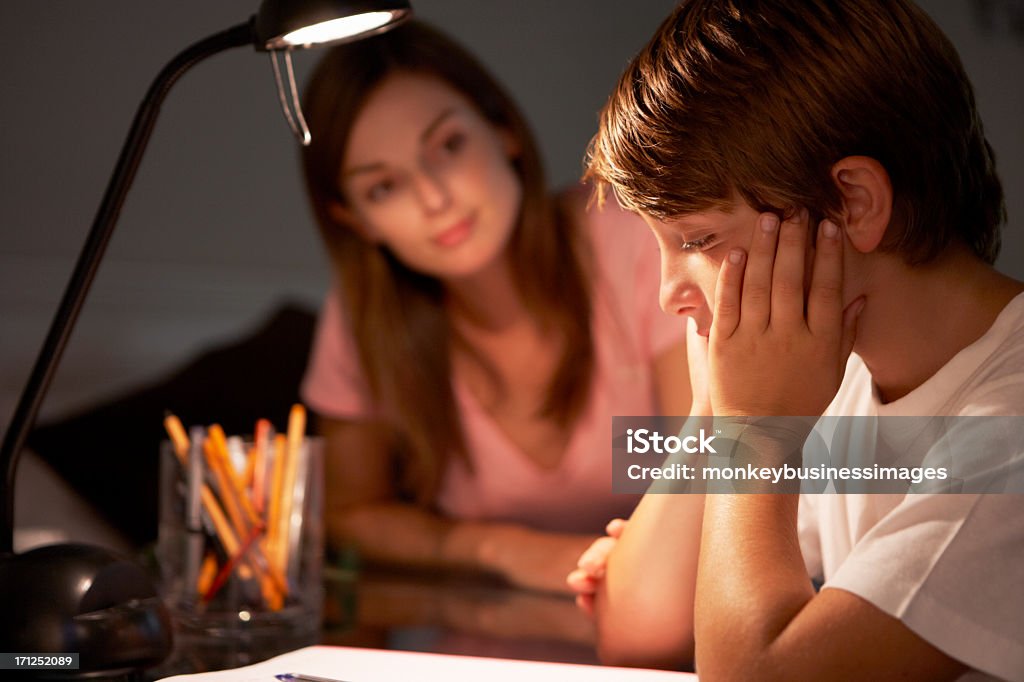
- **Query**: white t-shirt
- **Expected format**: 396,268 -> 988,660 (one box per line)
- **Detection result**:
799,292 -> 1024,682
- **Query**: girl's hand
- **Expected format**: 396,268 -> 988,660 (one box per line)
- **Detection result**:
475,525 -> 597,595
566,518 -> 627,617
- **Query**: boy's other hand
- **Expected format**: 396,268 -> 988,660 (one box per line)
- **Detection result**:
709,210 -> 864,418
566,518 -> 627,617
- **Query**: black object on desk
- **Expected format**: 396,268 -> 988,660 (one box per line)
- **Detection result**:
0,544 -> 172,674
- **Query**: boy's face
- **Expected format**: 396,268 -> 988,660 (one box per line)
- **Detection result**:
642,200 -> 821,333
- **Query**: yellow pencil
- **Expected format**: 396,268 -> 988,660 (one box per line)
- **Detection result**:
265,433 -> 287,578
163,412 -> 190,463
200,486 -> 240,556
276,404 -> 306,576
243,443 -> 257,490
252,418 -> 271,515
208,424 -> 263,532
197,551 -> 218,596
203,436 -> 249,542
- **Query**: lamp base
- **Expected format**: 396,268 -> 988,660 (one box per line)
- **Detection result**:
0,543 -> 173,677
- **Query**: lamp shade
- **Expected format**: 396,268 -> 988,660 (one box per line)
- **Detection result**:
255,0 -> 412,49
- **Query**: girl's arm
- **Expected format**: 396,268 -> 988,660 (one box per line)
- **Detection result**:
320,415 -> 596,594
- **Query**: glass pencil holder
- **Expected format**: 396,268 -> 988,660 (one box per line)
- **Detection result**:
156,432 -> 324,659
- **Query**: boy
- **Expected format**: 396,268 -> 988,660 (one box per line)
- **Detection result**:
570,1 -> 1024,679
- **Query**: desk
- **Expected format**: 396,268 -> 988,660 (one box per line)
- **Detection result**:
150,567 -> 609,679
323,567 -> 598,664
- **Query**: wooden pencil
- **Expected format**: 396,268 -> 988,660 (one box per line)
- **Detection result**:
276,404 -> 306,577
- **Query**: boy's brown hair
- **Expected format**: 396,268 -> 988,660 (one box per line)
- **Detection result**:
587,0 -> 1005,264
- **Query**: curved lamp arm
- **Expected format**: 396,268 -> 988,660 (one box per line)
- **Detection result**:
0,20 -> 256,555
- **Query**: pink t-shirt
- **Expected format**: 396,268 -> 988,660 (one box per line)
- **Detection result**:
301,195 -> 684,534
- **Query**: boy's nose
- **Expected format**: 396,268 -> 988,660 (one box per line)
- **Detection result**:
659,270 -> 704,318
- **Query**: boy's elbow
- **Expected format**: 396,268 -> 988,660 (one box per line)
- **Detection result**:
593,604 -> 694,670
592,575 -> 695,670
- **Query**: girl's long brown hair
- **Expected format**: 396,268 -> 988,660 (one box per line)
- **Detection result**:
301,20 -> 594,505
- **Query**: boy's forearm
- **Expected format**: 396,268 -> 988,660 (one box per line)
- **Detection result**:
594,493 -> 703,668
695,493 -> 814,680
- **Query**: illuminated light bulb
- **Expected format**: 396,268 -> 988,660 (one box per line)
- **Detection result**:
278,11 -> 398,47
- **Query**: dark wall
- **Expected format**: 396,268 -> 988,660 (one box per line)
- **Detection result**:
1,1 -> 1021,432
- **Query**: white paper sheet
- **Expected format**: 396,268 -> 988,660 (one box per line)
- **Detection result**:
157,645 -> 696,681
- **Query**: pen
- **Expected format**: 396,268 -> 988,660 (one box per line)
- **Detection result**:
184,425 -> 206,600
275,674 -> 352,682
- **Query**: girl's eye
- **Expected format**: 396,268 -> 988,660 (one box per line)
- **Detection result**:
366,179 -> 396,203
680,234 -> 717,251
441,131 -> 466,155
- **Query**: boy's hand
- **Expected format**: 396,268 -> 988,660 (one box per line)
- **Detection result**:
709,210 -> 863,418
566,518 -> 627,617
686,319 -> 712,416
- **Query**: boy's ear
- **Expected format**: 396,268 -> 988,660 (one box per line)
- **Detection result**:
327,199 -> 378,242
830,156 -> 893,254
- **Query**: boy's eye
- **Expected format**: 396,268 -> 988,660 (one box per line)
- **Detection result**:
680,234 -> 717,251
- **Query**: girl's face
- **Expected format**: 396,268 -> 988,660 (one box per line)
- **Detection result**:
338,72 -> 523,280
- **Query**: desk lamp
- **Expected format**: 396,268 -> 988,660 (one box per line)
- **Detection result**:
0,0 -> 410,675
